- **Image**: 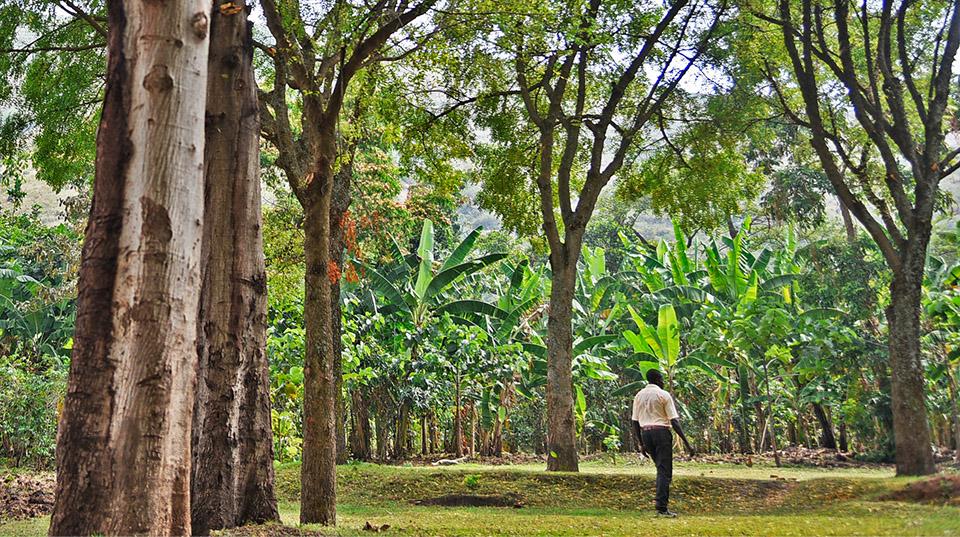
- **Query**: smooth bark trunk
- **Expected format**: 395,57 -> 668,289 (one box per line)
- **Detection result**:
50,0 -> 209,533
190,3 -> 278,533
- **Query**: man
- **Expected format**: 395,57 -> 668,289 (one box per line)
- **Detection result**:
632,369 -> 694,517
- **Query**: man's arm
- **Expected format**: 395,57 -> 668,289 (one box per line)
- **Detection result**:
670,418 -> 695,455
632,420 -> 648,457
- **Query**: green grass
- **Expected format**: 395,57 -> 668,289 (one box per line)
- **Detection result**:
3,461 -> 958,536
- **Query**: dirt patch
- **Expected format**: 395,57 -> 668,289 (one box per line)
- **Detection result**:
402,453 -> 545,466
687,447 -> 889,469
0,472 -> 55,521
216,523 -> 326,536
880,475 -> 960,506
413,493 -> 524,508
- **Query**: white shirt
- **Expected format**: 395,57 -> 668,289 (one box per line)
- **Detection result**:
632,384 -> 679,427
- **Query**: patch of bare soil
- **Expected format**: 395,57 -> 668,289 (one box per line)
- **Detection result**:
402,452 -> 546,466
686,446 -> 889,469
880,475 -> 960,506
413,493 -> 524,508
216,523 -> 326,536
0,472 -> 55,520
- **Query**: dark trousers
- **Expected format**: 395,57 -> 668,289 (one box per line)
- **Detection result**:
641,427 -> 673,512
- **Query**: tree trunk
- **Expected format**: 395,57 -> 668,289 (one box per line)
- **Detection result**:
375,401 -> 390,462
946,364 -> 960,463
420,412 -> 430,455
301,183 -> 337,525
330,163 -> 352,466
49,1 -> 209,533
190,3 -> 278,533
546,255 -> 579,472
470,403 -> 477,456
837,196 -> 857,243
454,370 -> 464,457
887,263 -> 937,475
618,372 -> 636,453
811,403 -> 837,450
349,389 -> 372,461
394,401 -> 411,460
839,420 -> 848,453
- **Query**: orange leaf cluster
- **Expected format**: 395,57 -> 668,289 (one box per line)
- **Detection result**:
327,260 -> 341,284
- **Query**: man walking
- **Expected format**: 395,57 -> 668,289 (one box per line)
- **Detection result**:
632,369 -> 694,517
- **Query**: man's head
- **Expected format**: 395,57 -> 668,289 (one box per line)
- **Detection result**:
646,369 -> 665,388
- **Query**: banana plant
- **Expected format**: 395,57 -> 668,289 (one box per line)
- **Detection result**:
361,219 -> 507,457
363,220 -> 508,329
623,303 -> 679,378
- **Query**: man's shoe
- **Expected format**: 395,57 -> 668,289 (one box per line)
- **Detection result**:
656,510 -> 678,518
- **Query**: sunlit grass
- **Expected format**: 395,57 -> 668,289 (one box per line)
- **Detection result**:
3,461 -> 957,537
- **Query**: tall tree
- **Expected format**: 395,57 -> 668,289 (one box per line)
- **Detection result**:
466,0 -> 725,471
753,0 -> 960,475
190,1 -> 279,534
256,0 -> 438,524
48,0 -> 210,533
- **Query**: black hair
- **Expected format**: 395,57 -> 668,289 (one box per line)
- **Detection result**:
646,369 -> 664,385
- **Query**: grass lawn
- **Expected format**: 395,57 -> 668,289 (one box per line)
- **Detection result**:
3,459 -> 958,536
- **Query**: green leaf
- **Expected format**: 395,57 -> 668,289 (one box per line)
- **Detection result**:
657,304 -> 680,367
426,254 -> 507,299
800,307 -> 845,321
741,270 -> 759,306
441,226 -> 483,272
761,274 -> 798,292
436,300 -> 507,319
610,381 -> 645,398
573,334 -> 618,356
509,259 -> 529,291
413,220 -> 435,299
495,296 -> 539,342
361,263 -> 413,314
522,343 -> 547,359
684,356 -> 725,381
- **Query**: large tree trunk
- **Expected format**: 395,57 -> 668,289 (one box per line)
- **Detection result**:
301,170 -> 337,525
49,0 -> 209,534
545,251 -> 579,472
810,403 -> 837,450
190,3 -> 279,533
887,261 -> 937,475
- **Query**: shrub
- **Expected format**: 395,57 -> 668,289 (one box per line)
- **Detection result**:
0,358 -> 65,468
